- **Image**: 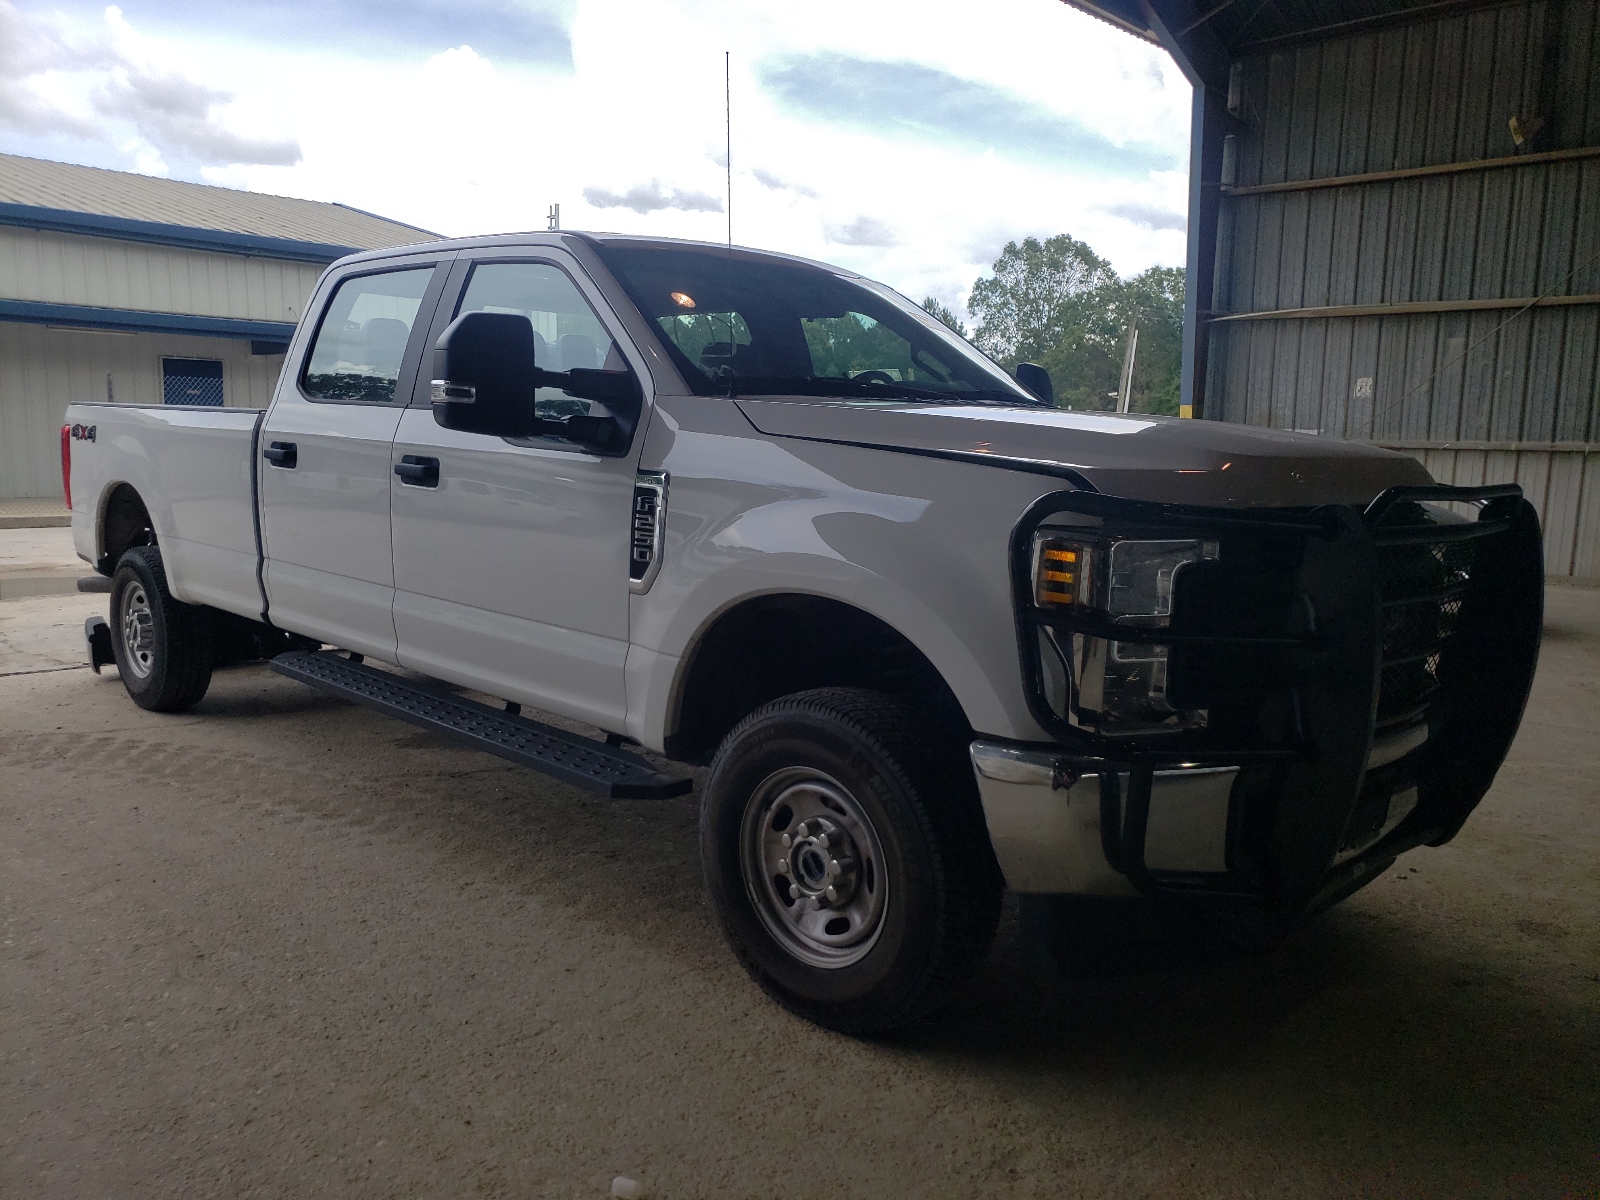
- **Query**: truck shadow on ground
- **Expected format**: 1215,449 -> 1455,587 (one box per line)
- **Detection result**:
915,898 -> 1597,1180
142,668 -> 1598,1186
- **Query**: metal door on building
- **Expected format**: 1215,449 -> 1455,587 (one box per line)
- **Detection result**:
162,358 -> 224,406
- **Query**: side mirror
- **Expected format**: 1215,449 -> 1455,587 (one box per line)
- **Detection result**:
431,311 -> 539,437
431,311 -> 635,448
1015,362 -> 1054,405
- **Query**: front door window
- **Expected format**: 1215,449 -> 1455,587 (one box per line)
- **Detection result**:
455,262 -> 622,422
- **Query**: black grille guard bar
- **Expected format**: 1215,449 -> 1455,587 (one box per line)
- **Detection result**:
1007,480 -> 1545,912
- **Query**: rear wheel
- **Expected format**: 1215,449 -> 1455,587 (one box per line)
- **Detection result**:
109,546 -> 214,712
701,688 -> 1002,1034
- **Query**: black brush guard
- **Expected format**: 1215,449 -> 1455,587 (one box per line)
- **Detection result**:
1009,482 -> 1544,914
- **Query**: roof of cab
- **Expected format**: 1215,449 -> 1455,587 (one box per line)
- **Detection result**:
334,230 -> 859,279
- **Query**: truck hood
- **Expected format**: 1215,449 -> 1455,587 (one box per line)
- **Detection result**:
734,397 -> 1431,507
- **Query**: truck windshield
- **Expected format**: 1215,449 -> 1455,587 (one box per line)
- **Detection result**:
591,243 -> 1038,404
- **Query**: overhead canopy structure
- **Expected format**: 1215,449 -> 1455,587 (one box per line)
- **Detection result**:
1065,0 -> 1600,578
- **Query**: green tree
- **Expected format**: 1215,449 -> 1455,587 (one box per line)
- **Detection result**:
803,312 -> 912,378
967,235 -> 1119,356
1118,265 -> 1185,416
965,234 -> 1184,415
920,296 -> 968,339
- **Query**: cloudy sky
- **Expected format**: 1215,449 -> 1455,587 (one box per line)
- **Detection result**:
0,0 -> 1191,314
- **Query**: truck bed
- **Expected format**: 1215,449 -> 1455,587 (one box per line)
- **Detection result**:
66,403 -> 266,620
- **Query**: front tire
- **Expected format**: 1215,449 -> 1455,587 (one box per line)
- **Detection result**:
109,546 -> 214,712
701,688 -> 1002,1034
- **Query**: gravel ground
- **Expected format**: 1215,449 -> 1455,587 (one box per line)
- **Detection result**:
3,588 -> 1597,1199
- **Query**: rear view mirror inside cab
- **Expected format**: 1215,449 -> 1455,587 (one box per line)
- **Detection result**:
430,311 -> 638,451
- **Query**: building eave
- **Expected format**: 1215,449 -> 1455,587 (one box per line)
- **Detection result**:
0,298 -> 297,342
0,202 -> 370,264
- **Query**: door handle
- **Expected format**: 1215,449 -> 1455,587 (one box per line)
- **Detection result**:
263,441 -> 297,468
394,455 -> 440,487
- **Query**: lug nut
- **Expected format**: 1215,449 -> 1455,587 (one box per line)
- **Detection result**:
778,858 -> 789,874
817,834 -> 830,849
789,884 -> 801,900
781,834 -> 792,849
826,859 -> 840,876
824,885 -> 839,903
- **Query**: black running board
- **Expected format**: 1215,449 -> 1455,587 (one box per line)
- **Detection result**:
270,650 -> 692,799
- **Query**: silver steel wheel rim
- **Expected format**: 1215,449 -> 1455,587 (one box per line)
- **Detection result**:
120,582 -> 156,679
739,767 -> 889,970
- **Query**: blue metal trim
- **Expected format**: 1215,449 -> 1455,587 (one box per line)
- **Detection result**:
0,298 -> 297,341
0,201 -> 368,263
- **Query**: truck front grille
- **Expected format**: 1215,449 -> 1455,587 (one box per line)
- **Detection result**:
1372,515 -> 1481,732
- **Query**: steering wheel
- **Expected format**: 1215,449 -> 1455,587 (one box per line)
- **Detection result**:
852,370 -> 898,386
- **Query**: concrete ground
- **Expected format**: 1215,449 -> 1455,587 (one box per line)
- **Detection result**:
2,587 -> 1596,1199
0,526 -> 84,600
0,497 -> 71,531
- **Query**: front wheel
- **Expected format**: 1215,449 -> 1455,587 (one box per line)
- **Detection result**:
700,688 -> 1002,1034
109,545 -> 214,712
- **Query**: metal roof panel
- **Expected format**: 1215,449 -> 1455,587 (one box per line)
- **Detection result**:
0,154 -> 433,250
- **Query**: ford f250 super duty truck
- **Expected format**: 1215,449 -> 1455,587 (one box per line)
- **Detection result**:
63,232 -> 1544,1033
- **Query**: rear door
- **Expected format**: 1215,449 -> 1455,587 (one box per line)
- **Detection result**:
259,255 -> 452,658
389,248 -> 648,731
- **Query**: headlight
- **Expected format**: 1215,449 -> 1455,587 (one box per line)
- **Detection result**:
1032,532 -> 1218,736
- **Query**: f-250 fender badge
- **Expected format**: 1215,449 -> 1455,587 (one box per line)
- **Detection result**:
71,423 -> 97,442
629,470 -> 669,594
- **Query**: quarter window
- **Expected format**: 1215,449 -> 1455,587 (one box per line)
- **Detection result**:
302,267 -> 434,402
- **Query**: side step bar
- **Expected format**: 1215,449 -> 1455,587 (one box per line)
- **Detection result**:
270,650 -> 693,800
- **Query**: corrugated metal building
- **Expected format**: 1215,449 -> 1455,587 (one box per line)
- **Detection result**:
1064,0 -> 1599,580
0,154 -> 430,504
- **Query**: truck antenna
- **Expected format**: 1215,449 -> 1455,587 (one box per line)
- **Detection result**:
725,51 -> 732,249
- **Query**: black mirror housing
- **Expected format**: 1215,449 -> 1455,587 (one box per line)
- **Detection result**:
432,311 -> 540,437
1015,362 -> 1054,405
432,310 -> 639,451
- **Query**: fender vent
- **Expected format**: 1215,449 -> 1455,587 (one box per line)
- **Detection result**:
629,470 -> 668,592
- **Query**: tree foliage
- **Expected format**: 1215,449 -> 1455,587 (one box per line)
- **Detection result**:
965,235 -> 1185,416
919,296 -> 968,339
803,313 -> 912,378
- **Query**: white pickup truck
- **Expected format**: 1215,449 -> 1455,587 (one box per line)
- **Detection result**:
64,232 -> 1543,1032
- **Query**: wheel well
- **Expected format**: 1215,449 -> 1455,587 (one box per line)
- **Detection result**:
98,483 -> 155,573
665,594 -> 971,764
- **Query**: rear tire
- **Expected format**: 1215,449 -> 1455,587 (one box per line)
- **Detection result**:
109,546 -> 214,712
700,688 -> 1002,1034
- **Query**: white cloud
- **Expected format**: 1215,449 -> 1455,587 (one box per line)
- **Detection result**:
1101,200 -> 1188,231
0,0 -> 1191,306
584,181 -> 724,215
828,216 -> 898,247
0,0 -> 301,170
92,68 -> 300,166
752,168 -> 816,198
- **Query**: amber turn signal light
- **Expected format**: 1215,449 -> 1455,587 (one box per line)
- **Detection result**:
1033,536 -> 1091,607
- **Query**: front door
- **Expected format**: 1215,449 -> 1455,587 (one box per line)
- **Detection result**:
389,251 -> 648,731
259,258 -> 450,658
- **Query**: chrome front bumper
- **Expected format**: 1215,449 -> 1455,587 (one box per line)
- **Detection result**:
969,741 -> 1237,895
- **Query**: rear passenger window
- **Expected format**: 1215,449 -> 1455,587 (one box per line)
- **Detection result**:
301,268 -> 434,402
